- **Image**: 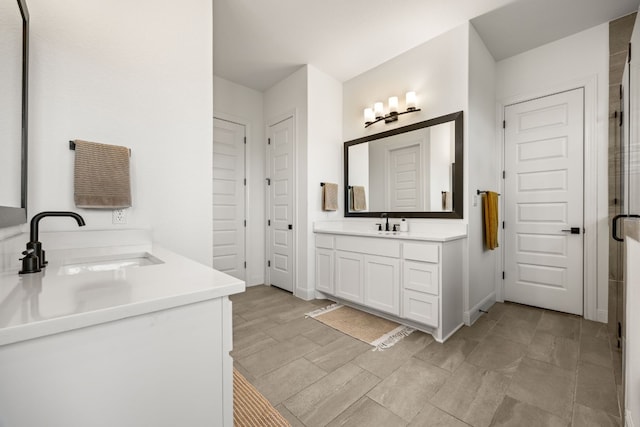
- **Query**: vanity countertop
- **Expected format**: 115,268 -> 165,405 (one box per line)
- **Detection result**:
0,243 -> 245,346
313,224 -> 467,242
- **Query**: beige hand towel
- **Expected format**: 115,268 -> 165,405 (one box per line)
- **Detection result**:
351,186 -> 367,211
322,183 -> 338,211
74,139 -> 132,208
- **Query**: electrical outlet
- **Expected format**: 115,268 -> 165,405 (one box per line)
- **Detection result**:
112,209 -> 126,224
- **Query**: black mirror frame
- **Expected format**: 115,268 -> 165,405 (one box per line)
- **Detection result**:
344,110 -> 463,219
0,0 -> 29,228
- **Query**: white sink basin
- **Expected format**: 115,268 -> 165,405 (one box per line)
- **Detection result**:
58,252 -> 164,276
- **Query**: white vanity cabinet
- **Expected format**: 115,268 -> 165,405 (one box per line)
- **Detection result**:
314,231 -> 464,342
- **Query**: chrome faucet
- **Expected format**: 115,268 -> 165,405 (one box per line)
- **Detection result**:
20,211 -> 86,274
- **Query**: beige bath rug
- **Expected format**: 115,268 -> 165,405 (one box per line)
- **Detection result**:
233,368 -> 290,426
306,303 -> 414,350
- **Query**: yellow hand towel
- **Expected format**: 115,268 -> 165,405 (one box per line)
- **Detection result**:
74,139 -> 132,208
322,183 -> 338,211
483,191 -> 499,250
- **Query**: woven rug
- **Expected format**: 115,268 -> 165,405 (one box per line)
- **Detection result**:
233,368 -> 290,427
306,303 -> 414,350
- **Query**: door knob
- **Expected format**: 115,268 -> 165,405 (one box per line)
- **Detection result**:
561,227 -> 581,234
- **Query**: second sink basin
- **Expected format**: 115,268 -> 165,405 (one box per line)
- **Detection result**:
58,252 -> 164,276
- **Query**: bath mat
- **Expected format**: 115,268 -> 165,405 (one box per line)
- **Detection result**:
233,368 -> 290,427
306,303 -> 414,350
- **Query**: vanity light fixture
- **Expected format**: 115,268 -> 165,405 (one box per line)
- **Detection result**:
364,91 -> 421,128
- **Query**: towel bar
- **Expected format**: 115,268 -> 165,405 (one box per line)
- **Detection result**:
69,140 -> 131,156
477,190 -> 500,196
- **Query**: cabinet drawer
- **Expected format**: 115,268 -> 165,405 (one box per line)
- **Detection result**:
316,234 -> 335,249
336,236 -> 400,258
403,290 -> 439,327
403,243 -> 439,263
403,261 -> 439,295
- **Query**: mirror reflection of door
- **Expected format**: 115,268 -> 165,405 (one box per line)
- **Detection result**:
387,143 -> 423,211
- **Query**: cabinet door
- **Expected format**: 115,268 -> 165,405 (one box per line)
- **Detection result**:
315,248 -> 334,294
364,255 -> 400,315
403,289 -> 439,327
335,251 -> 364,303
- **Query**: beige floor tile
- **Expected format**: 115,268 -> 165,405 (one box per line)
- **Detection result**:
537,311 -> 581,340
353,332 -> 432,379
414,336 -> 479,373
326,397 -> 407,427
284,363 -> 381,427
264,317 -> 324,342
491,314 -> 538,345
233,316 -> 282,341
581,319 -> 610,340
453,316 -> 497,341
580,335 -> 613,369
489,396 -> 569,427
430,362 -> 511,427
237,335 -> 319,378
526,331 -> 579,371
466,333 -> 526,375
302,323 -> 348,346
575,361 -> 620,417
483,302 -> 510,322
571,403 -> 620,427
506,357 -> 575,420
252,358 -> 327,405
367,357 -> 450,422
502,303 -> 543,324
409,403 -> 470,427
275,404 -> 306,427
304,334 -> 372,372
233,360 -> 255,383
231,333 -> 278,360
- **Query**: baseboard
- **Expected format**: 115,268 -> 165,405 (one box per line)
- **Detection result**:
464,292 -> 496,326
627,410 -> 634,427
597,309 -> 608,323
295,287 -> 315,301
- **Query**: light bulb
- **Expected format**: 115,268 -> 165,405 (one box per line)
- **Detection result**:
389,96 -> 398,114
406,91 -> 417,110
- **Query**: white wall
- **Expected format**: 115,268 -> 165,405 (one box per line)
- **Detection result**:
496,23 -> 609,321
343,25 -> 470,144
26,0 -> 213,266
305,66 -> 343,298
213,75 -> 265,286
467,24 -> 498,322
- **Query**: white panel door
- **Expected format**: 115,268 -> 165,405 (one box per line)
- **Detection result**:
504,89 -> 584,315
212,118 -> 245,280
388,144 -> 422,211
268,117 -> 294,292
315,248 -> 334,294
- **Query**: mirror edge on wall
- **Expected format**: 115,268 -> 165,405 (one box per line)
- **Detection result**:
0,0 -> 29,229
343,110 -> 463,219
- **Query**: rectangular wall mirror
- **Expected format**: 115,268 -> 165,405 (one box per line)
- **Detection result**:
344,111 -> 463,219
0,0 -> 29,228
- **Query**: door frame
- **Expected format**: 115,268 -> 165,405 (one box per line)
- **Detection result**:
213,111 -> 249,282
265,110 -> 297,294
496,75 -> 600,321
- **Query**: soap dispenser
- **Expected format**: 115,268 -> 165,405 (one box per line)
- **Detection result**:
400,218 -> 408,232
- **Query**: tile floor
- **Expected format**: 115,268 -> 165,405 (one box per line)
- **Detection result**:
231,285 -> 623,427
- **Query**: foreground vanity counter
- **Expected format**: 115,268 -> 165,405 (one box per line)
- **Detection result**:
314,223 -> 466,342
0,230 -> 244,427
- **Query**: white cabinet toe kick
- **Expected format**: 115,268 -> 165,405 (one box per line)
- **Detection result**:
314,232 -> 465,343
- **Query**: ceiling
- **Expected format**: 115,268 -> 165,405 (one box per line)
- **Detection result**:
213,0 -> 640,92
